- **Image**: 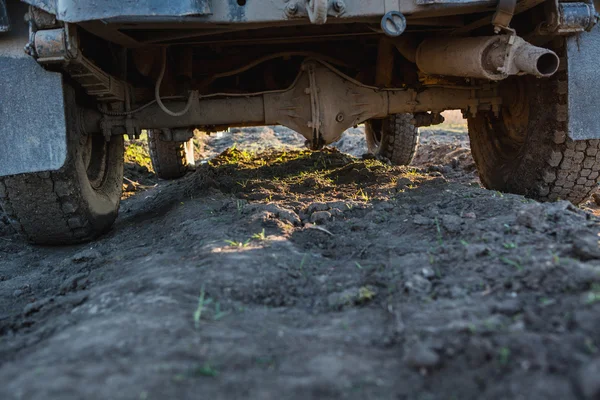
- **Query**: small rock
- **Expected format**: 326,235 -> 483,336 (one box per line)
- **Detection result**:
12,289 -> 23,298
267,204 -> 301,226
307,202 -> 329,214
515,203 -> 546,230
71,248 -> 101,263
441,214 -> 462,233
421,267 -> 436,279
593,192 -> 600,206
572,233 -> 600,261
327,286 -> 377,309
395,177 -> 413,189
23,298 -> 52,316
413,215 -> 431,226
464,244 -> 489,260
404,274 -> 432,294
404,343 -> 440,369
578,358 -> 600,399
59,272 -> 89,295
449,286 -> 467,299
493,299 -> 522,316
463,212 -> 476,219
327,288 -> 359,309
310,211 -> 332,224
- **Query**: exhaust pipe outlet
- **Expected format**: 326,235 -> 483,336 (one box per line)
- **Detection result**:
415,35 -> 560,81
513,43 -> 560,77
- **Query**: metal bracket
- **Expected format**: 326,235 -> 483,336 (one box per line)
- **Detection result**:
492,0 -> 517,33
29,23 -> 127,102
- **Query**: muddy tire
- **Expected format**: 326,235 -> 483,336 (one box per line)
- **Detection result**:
467,41 -> 599,205
365,114 -> 419,165
0,85 -> 124,245
148,130 -> 194,180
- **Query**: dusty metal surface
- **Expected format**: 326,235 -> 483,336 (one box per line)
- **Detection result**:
0,56 -> 67,176
22,0 -> 495,24
23,0 -> 211,22
416,35 -> 559,80
567,25 -> 600,140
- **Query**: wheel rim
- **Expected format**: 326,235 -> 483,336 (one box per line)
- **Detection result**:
368,119 -> 384,151
82,134 -> 110,190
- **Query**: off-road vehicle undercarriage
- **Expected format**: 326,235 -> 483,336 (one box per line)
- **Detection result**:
0,0 -> 599,244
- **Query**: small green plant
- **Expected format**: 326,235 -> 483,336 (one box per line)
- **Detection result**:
194,287 -> 208,329
213,302 -> 230,321
355,262 -> 364,270
354,188 -> 370,202
584,337 -> 598,354
584,284 -> 600,304
498,347 -> 510,366
251,229 -> 267,241
225,239 -> 250,248
503,242 -> 517,249
357,286 -> 376,303
193,363 -> 219,377
500,256 -> 523,271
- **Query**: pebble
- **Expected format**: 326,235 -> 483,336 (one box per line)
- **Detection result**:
421,267 -> 436,279
395,177 -> 413,188
307,202 -> 329,214
404,343 -> 440,369
441,214 -> 462,233
572,233 -> 600,261
310,211 -> 332,224
59,272 -> 89,295
578,358 -> 600,399
515,203 -> 546,230
493,299 -> 522,316
327,288 -> 359,309
413,215 -> 431,226
12,289 -> 23,298
71,248 -> 102,263
404,274 -> 432,294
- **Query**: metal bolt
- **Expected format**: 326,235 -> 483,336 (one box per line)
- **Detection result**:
335,113 -> 345,122
285,2 -> 299,16
333,0 -> 346,13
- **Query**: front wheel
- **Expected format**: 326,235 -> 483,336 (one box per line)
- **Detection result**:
0,85 -> 124,244
467,41 -> 600,204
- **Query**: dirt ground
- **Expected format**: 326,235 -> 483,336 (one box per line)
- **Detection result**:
1,116 -> 600,400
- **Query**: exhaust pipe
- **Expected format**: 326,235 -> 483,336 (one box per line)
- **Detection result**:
415,35 -> 560,81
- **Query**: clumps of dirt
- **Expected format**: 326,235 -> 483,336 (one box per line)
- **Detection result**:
414,129 -> 477,184
185,148 -> 437,209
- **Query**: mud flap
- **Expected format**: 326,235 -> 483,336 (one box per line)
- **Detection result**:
0,0 -> 9,32
567,26 -> 600,140
0,56 -> 67,177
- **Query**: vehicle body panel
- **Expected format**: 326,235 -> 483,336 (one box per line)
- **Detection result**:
566,25 -> 600,141
0,0 -> 66,177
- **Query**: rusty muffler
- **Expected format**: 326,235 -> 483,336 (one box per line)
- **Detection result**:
415,35 -> 560,81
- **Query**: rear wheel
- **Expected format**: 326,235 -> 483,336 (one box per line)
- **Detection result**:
148,129 -> 194,180
365,114 -> 419,165
0,85 -> 124,244
467,41 -> 600,204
